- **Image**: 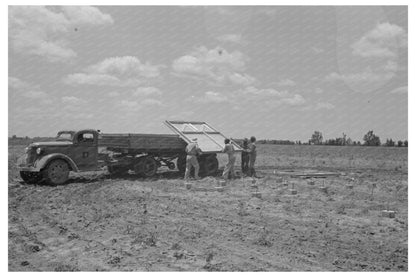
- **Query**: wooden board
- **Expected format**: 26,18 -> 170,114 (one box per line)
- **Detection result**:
99,133 -> 187,152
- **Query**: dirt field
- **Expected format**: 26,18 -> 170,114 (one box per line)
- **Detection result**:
8,144 -> 408,271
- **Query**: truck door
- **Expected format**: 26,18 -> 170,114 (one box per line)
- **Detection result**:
71,131 -> 99,171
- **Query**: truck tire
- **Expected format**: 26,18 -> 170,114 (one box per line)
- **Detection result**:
42,159 -> 70,186
199,154 -> 219,177
20,171 -> 42,184
141,156 -> 158,177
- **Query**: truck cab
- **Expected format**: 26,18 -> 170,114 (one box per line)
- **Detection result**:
17,129 -> 100,185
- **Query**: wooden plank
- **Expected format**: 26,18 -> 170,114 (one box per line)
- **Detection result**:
99,133 -> 187,151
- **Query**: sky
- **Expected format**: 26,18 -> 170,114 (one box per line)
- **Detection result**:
8,6 -> 408,142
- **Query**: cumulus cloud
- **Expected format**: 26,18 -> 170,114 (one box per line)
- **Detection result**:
311,47 -> 324,54
119,98 -> 163,110
352,22 -> 407,58
133,87 -> 162,97
120,100 -> 140,109
172,46 -> 255,86
281,94 -> 306,106
142,99 -> 163,106
324,67 -> 395,85
9,77 -> 29,90
237,86 -> 306,106
315,102 -> 335,110
9,6 -> 113,62
302,102 -> 335,111
216,34 -> 245,44
25,90 -> 48,99
62,96 -> 84,104
63,73 -> 125,86
87,56 -> 161,78
239,86 -> 289,97
200,91 -> 229,103
390,86 -> 407,95
64,56 -> 162,87
314,88 -> 323,94
61,6 -> 114,26
273,79 -> 296,87
9,76 -> 49,100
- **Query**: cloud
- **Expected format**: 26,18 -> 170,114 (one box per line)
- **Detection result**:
141,99 -> 163,106
120,100 -> 140,110
25,90 -> 48,99
119,98 -> 163,110
239,86 -> 289,97
9,77 -> 29,90
9,6 -> 113,62
315,102 -> 335,110
390,86 -> 407,95
61,6 -> 114,26
108,91 -> 120,97
281,94 -> 306,106
273,79 -> 296,87
216,34 -> 244,44
311,47 -> 324,54
324,66 -> 395,86
9,76 -> 49,100
133,87 -> 163,97
63,73 -> 125,86
62,96 -> 84,104
352,22 -> 407,58
200,91 -> 229,103
314,88 -> 323,94
302,102 -> 335,111
87,56 -> 161,78
64,56 -> 162,87
172,46 -> 255,86
236,86 -> 306,106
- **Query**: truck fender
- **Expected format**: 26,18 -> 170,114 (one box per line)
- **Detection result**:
34,153 -> 79,172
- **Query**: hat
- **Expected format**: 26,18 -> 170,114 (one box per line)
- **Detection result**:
191,138 -> 198,141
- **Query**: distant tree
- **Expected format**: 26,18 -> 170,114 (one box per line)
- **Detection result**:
12,135 -> 17,139
397,140 -> 403,147
341,133 -> 347,146
385,138 -> 395,147
363,130 -> 381,146
346,138 -> 353,146
310,131 -> 323,145
404,140 -> 408,147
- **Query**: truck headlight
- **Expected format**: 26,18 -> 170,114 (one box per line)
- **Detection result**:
36,147 -> 42,155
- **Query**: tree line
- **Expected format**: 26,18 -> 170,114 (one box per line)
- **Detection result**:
308,130 -> 408,147
257,130 -> 407,147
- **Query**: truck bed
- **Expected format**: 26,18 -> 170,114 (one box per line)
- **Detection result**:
99,133 -> 187,153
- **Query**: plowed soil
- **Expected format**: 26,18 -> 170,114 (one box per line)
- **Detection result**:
8,144 -> 408,271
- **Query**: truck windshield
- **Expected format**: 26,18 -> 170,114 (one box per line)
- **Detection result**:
56,132 -> 74,141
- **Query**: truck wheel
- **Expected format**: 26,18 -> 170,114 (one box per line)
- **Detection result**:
20,171 -> 42,184
200,155 -> 219,177
141,156 -> 158,177
42,159 -> 69,186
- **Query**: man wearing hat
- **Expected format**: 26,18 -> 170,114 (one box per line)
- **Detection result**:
184,137 -> 203,180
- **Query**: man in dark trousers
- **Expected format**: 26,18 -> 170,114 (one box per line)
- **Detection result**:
241,138 -> 249,176
247,136 -> 258,177
184,138 -> 202,180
